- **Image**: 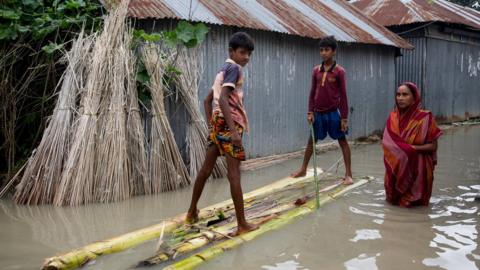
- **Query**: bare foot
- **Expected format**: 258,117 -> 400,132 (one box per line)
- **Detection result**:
185,209 -> 199,224
342,176 -> 354,185
230,222 -> 259,236
294,196 -> 309,206
290,168 -> 307,178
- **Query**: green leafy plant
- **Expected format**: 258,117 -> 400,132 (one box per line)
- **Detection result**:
133,21 -> 209,103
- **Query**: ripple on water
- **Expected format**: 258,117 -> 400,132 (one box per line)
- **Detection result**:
261,259 -> 308,270
423,186 -> 479,270
344,253 -> 381,270
350,229 -> 381,242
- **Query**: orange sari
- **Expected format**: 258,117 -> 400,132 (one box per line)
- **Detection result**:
382,82 -> 442,207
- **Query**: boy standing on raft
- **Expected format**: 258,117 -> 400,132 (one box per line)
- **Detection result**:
186,32 -> 258,235
291,36 -> 353,185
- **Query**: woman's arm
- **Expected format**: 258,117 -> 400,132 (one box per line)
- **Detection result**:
412,140 -> 438,152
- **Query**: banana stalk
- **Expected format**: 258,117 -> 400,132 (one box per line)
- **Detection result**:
42,170 -> 321,270
163,178 -> 370,270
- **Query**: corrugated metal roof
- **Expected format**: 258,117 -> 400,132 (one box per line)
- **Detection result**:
128,0 -> 413,48
351,0 -> 480,29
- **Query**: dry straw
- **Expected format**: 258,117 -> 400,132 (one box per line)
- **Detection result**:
174,47 -> 228,179
13,32 -> 93,205
126,40 -> 150,196
143,44 -> 190,192
94,28 -> 131,203
54,0 -> 131,206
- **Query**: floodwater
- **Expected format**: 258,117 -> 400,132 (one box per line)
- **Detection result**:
0,125 -> 479,270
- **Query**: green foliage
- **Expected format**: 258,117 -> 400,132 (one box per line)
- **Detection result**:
0,0 -> 103,46
164,21 -> 209,48
133,21 -> 209,103
0,1 -> 104,182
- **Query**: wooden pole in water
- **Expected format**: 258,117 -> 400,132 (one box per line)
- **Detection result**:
310,123 -> 320,209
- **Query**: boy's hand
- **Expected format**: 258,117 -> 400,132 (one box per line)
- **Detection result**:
341,119 -> 348,132
307,112 -> 314,124
231,131 -> 242,146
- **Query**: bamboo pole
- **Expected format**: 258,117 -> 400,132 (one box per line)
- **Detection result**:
42,170 -> 320,270
163,178 -> 370,270
309,124 -> 320,209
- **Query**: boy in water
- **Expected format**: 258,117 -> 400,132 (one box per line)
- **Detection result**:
186,32 -> 258,235
291,36 -> 353,185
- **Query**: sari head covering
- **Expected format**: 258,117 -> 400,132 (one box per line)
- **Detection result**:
382,82 -> 442,207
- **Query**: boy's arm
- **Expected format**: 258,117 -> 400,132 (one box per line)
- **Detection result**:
338,69 -> 349,131
219,64 -> 241,146
307,68 -> 317,123
219,87 -> 241,146
204,89 -> 213,127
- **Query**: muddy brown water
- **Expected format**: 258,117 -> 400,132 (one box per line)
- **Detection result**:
0,126 -> 478,270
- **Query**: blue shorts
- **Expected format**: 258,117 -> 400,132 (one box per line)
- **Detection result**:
313,111 -> 347,141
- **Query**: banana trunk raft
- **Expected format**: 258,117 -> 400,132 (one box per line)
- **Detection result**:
42,171 -> 372,270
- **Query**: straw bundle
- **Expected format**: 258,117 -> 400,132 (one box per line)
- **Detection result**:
174,47 -> 227,179
13,32 -> 93,205
54,0 -> 131,206
143,45 -> 190,192
94,28 -> 131,203
126,44 -> 150,196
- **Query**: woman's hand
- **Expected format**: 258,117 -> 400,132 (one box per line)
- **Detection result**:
410,141 -> 438,152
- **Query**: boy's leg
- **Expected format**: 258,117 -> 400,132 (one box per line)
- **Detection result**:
225,154 -> 258,235
290,137 -> 314,178
186,145 -> 220,223
338,137 -> 353,185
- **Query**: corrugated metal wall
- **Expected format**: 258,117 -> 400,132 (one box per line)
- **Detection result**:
147,23 -> 396,158
394,24 -> 480,122
395,37 -> 427,98
425,38 -> 480,120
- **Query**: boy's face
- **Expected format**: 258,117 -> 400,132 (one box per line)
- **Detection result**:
230,47 -> 252,67
319,47 -> 335,61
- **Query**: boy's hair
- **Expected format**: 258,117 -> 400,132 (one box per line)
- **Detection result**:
229,32 -> 254,51
319,36 -> 337,51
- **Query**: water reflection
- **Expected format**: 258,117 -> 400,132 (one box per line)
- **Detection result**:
0,189 -> 192,250
0,126 -> 479,270
344,253 -> 380,270
423,186 -> 480,270
346,183 -> 480,270
262,259 -> 308,270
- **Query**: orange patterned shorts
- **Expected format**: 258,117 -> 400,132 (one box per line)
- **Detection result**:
207,112 -> 246,161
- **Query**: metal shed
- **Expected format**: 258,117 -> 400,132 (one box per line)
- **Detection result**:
129,0 -> 412,158
353,0 -> 480,122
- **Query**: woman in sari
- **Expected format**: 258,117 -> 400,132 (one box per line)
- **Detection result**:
382,82 -> 442,207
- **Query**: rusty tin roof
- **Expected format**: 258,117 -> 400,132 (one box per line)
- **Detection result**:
128,0 -> 413,48
352,0 -> 480,29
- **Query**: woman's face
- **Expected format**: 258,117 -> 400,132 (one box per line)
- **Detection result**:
396,85 -> 415,110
